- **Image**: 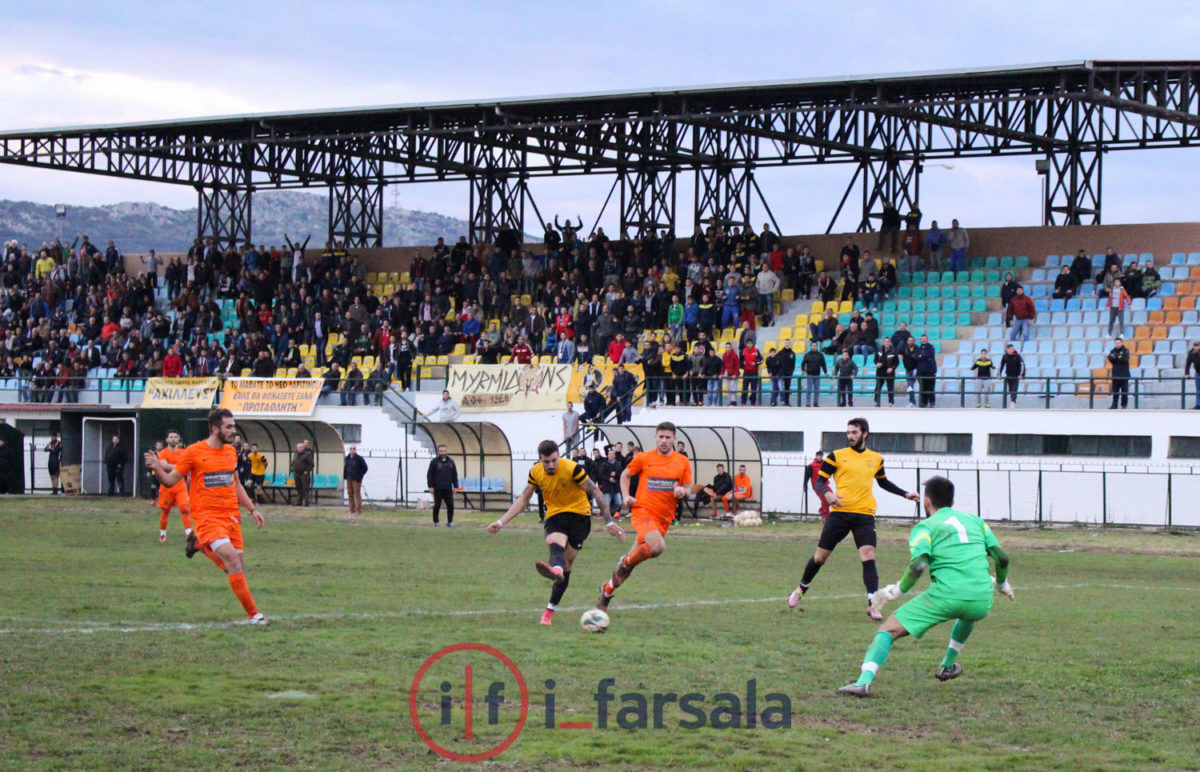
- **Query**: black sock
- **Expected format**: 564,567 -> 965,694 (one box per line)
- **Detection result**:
549,571 -> 571,607
862,559 -> 879,596
548,543 -> 566,570
800,557 -> 822,586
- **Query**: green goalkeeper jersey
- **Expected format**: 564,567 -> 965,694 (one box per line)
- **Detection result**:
908,507 -> 1000,602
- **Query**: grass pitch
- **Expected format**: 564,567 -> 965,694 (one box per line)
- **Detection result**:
1,497 -> 1198,770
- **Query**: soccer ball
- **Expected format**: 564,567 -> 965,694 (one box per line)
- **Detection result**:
580,608 -> 610,633
734,510 -> 763,527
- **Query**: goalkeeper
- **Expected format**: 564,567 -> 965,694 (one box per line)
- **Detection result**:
838,475 -> 1012,698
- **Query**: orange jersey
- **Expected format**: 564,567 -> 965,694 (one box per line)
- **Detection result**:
158,446 -> 189,492
733,473 -> 753,498
171,440 -> 240,522
627,450 -> 692,519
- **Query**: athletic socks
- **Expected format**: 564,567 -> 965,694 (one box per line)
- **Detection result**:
800,557 -> 822,586
940,619 -> 974,669
548,543 -> 566,570
861,559 -> 879,596
227,571 -> 259,618
549,571 -> 571,606
856,630 -> 894,686
626,542 -> 655,568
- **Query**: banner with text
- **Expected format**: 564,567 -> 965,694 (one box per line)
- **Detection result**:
142,377 -> 220,409
567,362 -> 645,404
219,378 -> 323,415
447,364 -> 573,412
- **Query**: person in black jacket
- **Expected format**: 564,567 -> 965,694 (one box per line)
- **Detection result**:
873,339 -> 900,407
998,344 -> 1026,408
776,340 -> 796,406
427,444 -> 459,526
800,342 -> 827,407
1185,340 -> 1200,410
291,441 -> 315,506
702,464 -> 735,519
45,433 -> 63,495
611,364 -> 637,424
344,445 -> 368,515
1108,338 -> 1131,409
104,435 -> 127,496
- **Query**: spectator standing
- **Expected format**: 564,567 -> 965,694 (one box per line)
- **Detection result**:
801,341 -> 827,407
970,348 -> 994,408
291,441 -> 314,506
924,220 -> 945,273
834,349 -> 858,407
611,364 -> 637,423
808,450 -> 830,519
873,339 -> 899,407
1006,286 -> 1037,343
1185,341 -> 1200,410
430,390 -> 461,422
947,218 -> 970,275
776,340 -> 796,406
878,202 -> 902,255
741,339 -> 762,406
1108,337 -> 1131,409
562,401 -> 581,449
916,335 -> 938,408
104,435 -> 127,496
998,344 -> 1026,408
721,342 -> 741,405
426,444 -> 459,526
45,433 -> 63,494
343,445 -> 368,515
1106,278 -> 1131,338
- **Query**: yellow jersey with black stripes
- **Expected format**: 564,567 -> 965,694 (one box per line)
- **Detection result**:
528,457 -> 592,519
819,446 -> 887,516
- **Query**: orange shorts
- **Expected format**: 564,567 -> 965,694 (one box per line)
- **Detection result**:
631,511 -> 673,544
194,514 -> 244,552
158,484 -> 190,512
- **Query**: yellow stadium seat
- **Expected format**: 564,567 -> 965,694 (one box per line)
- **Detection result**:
781,289 -> 795,302
401,271 -> 411,284
389,271 -> 401,283
811,301 -> 825,314
436,355 -> 449,366
794,327 -> 810,340
452,344 -> 466,356
383,284 -> 394,295
501,355 -> 513,364
463,355 -> 478,364
815,260 -> 825,272
592,355 -> 605,365
779,327 -> 793,339
520,294 -> 532,307
362,356 -> 376,369
420,367 -> 433,379
366,272 -> 378,284
838,301 -> 853,313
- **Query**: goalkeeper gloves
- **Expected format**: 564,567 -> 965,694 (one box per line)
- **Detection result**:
991,575 -> 1015,600
870,583 -> 903,612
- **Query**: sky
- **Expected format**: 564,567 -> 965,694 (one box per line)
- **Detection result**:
3,0 -> 1200,239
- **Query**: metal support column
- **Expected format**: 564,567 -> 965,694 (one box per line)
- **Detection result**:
196,186 -> 252,250
468,137 -> 529,245
619,164 -> 676,239
1042,95 -> 1102,225
827,112 -> 921,234
693,124 -> 756,232
328,155 -> 385,248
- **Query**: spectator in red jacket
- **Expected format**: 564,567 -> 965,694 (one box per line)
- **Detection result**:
721,341 -> 741,405
809,450 -> 830,519
162,347 -> 184,377
607,332 -> 628,364
741,340 -> 762,406
1005,286 -> 1037,344
511,335 -> 534,364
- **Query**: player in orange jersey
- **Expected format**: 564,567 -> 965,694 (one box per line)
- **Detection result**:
597,421 -> 692,612
156,430 -> 193,543
145,408 -> 267,625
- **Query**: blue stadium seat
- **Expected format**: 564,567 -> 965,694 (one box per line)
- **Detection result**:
1034,298 -> 1049,312
462,476 -> 477,492
987,312 -> 1003,326
1067,312 -> 1084,326
1031,269 -> 1047,282
1049,298 -> 1065,312
912,300 -> 927,312
1081,298 -> 1099,311
1182,310 -> 1198,325
1045,255 -> 1061,268
984,256 -> 999,269
1188,253 -> 1200,265
1172,254 -> 1188,265
1032,285 -> 1047,298
912,286 -> 926,299
1129,310 -> 1148,326
1161,283 -> 1176,296
1146,297 -> 1163,311
1131,297 -> 1147,311
1064,298 -> 1080,311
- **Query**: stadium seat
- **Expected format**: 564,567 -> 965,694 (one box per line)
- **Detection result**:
1045,255 -> 1061,268
1173,254 -> 1188,265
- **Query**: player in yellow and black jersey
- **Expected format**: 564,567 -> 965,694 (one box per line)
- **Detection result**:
487,439 -> 625,626
787,418 -> 920,620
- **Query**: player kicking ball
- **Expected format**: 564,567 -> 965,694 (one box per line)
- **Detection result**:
838,476 -> 1013,698
487,439 -> 624,626
787,417 -> 919,620
597,422 -> 692,613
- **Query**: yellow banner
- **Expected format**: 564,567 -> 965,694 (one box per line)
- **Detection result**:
447,364 -> 574,412
219,378 -> 323,415
567,362 -> 645,404
142,377 -> 220,409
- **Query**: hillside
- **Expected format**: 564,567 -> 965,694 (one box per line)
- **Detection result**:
0,191 -> 472,252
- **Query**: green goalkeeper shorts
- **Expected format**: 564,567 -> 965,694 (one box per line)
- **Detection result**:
893,592 -> 994,639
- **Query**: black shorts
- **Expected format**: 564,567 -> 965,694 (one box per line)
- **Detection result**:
543,512 -> 592,550
48,464 -> 60,476
817,511 -> 877,551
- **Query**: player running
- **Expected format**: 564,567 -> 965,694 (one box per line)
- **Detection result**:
144,408 -> 268,625
838,476 -> 1013,697
156,430 -> 193,543
487,439 -> 624,625
787,417 -> 919,620
597,422 -> 692,612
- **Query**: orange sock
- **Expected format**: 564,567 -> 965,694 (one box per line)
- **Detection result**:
721,498 -> 730,513
201,546 -> 227,572
159,510 -> 169,530
227,571 -> 259,618
181,511 -> 193,530
626,542 -> 655,568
